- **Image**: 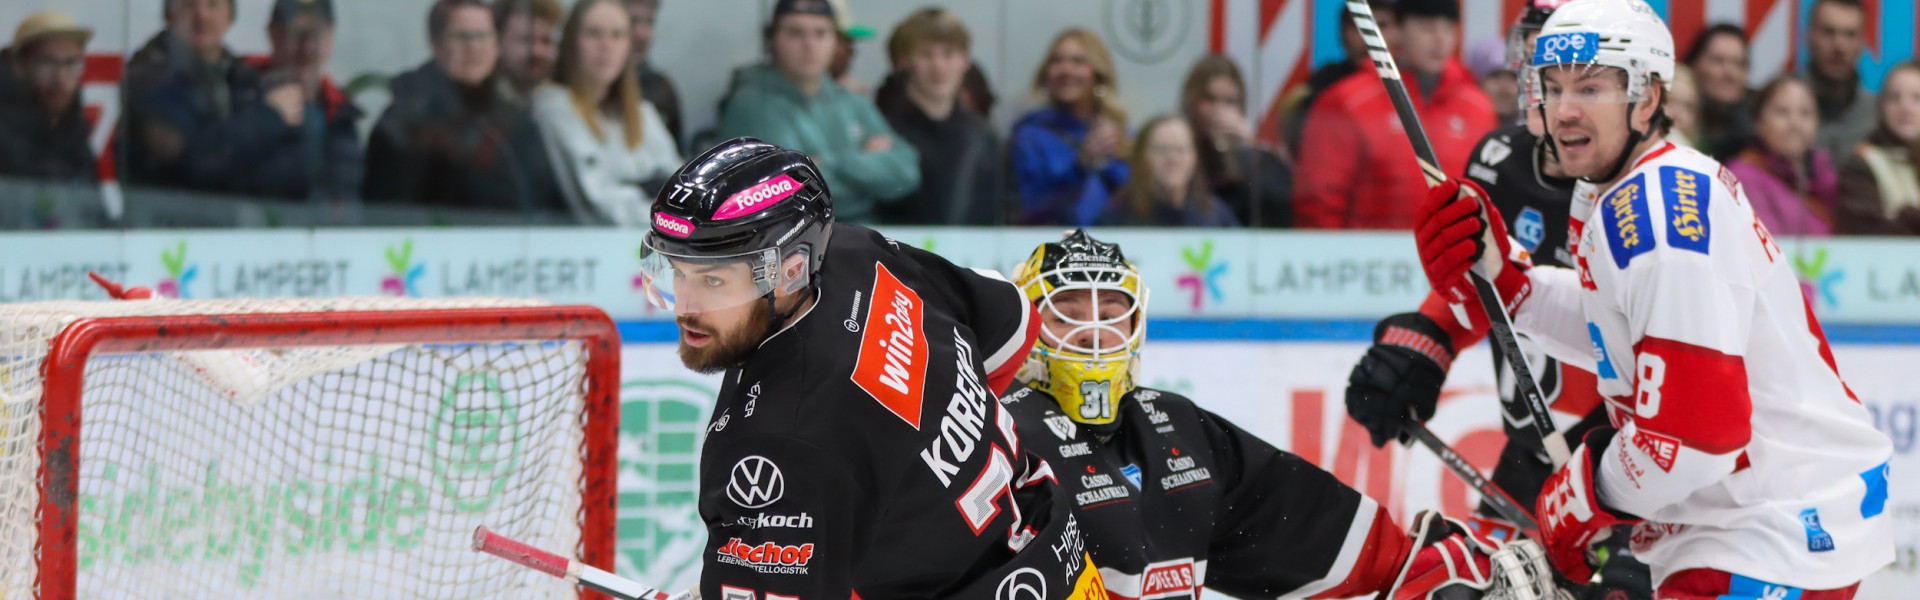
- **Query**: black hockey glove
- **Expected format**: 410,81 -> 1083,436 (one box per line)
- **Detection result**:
1346,312 -> 1456,448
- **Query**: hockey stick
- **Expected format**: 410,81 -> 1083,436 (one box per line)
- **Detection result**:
473,526 -> 694,600
1343,0 -> 1571,468
1402,422 -> 1540,534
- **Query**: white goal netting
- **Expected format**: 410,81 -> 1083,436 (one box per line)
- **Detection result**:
0,297 -> 607,599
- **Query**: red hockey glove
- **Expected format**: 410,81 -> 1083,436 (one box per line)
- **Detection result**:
1413,178 -> 1532,311
1536,428 -> 1639,583
1381,511 -> 1500,600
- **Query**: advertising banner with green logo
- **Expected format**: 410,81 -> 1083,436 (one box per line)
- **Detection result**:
0,228 -> 1913,323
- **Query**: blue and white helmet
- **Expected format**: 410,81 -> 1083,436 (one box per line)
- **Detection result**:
1522,0 -> 1674,108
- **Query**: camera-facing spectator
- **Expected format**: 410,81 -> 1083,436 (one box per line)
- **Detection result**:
364,0 -> 564,216
1010,29 -> 1129,226
493,0 -> 561,107
1098,115 -> 1237,227
716,0 -> 917,224
121,0 -> 312,197
1667,65 -> 1702,149
532,0 -> 682,226
1179,54 -> 1291,227
624,0 -> 684,148
1728,76 -> 1839,236
1686,23 -> 1754,159
1294,0 -> 1494,229
243,0 -> 362,203
1836,62 -> 1920,235
0,12 -> 95,182
1805,0 -> 1875,161
871,8 -> 1005,225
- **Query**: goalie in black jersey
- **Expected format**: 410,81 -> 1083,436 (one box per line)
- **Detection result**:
1000,230 -> 1556,600
639,138 -> 1103,600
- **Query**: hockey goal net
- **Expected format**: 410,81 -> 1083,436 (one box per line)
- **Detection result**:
0,297 -> 620,599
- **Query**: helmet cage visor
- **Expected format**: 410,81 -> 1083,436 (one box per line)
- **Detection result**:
1028,265 -> 1145,360
637,232 -> 807,313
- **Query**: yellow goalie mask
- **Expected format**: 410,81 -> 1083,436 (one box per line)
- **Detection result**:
1012,229 -> 1147,430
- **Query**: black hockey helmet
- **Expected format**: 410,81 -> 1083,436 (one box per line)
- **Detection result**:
639,138 -> 834,313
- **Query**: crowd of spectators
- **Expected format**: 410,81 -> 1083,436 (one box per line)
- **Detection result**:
0,0 -> 1914,234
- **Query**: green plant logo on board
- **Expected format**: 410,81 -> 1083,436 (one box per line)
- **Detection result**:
614,378 -> 715,593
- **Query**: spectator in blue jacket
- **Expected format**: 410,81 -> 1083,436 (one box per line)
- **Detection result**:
714,0 -> 918,224
121,0 -> 314,198
1010,28 -> 1129,226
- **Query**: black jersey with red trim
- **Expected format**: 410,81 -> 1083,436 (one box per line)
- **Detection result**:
1463,123 -> 1579,270
1000,385 -> 1405,600
695,224 -> 1106,600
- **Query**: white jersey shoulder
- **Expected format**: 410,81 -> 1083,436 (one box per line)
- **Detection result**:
1583,145 -> 1748,277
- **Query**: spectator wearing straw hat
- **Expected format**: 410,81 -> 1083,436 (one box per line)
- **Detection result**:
0,12 -> 96,182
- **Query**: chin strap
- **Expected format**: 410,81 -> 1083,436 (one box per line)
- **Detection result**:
758,279 -> 819,346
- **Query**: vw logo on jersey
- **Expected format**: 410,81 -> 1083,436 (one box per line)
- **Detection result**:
995,568 -> 1047,600
727,455 -> 786,509
1516,207 -> 1546,253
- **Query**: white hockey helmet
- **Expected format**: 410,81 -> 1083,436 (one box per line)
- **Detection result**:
1522,0 -> 1674,109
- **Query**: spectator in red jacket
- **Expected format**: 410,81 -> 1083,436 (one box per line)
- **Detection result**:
1293,0 -> 1495,229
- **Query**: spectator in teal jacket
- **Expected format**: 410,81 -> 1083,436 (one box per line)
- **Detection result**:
716,0 -> 917,223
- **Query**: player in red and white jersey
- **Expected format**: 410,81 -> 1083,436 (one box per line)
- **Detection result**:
1410,0 -> 1893,598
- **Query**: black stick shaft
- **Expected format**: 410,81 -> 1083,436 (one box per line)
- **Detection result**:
1404,422 -> 1541,532
1344,0 -> 1570,466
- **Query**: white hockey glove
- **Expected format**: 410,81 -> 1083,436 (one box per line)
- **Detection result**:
1382,510 -> 1567,600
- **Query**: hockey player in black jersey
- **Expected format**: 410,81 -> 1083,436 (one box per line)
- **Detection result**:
638,138 -> 1104,600
1000,230 -> 1556,600
1344,2 -> 1651,598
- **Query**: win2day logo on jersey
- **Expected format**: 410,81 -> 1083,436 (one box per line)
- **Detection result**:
851,262 -> 929,428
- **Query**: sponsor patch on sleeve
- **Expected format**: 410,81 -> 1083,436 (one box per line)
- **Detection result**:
1515,207 -> 1546,253
1659,166 -> 1711,255
1601,173 -> 1653,269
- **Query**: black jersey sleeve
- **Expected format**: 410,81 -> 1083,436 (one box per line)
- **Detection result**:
1194,408 -> 1390,599
701,434 -> 870,600
897,241 -> 1040,392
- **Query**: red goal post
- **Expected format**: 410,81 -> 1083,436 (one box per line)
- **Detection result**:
4,298 -> 619,599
